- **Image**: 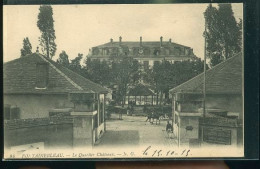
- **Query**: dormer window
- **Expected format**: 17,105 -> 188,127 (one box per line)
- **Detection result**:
36,63 -> 48,89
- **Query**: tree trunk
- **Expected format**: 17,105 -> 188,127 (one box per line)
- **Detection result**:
159,91 -> 163,106
156,93 -> 159,105
224,42 -> 228,60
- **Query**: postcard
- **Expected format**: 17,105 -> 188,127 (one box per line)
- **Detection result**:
3,3 -> 246,159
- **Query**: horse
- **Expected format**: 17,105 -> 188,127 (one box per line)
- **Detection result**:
145,112 -> 152,122
150,112 -> 161,125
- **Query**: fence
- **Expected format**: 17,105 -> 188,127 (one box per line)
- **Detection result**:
4,116 -> 74,149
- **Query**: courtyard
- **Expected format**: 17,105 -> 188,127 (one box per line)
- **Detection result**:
94,114 -> 177,148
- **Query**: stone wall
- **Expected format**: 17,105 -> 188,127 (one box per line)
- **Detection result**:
4,94 -> 74,119
4,119 -> 73,149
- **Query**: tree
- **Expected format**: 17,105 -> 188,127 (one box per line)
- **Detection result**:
20,37 -> 32,57
204,4 -> 242,66
57,51 -> 70,67
148,59 -> 205,105
83,57 -> 141,106
111,58 -> 141,106
70,53 -> 83,73
37,5 -> 57,59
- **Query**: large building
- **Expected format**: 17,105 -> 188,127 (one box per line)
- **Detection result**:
88,36 -> 197,68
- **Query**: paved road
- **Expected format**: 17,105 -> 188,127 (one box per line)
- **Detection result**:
95,114 -> 177,148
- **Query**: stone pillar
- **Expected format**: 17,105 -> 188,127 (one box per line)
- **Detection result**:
71,112 -> 93,148
69,93 -> 96,148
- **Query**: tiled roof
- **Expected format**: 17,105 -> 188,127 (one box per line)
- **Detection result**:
169,53 -> 242,94
128,84 -> 155,96
3,53 -> 108,94
94,41 -> 191,49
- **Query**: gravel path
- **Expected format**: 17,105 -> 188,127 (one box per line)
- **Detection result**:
95,114 -> 177,148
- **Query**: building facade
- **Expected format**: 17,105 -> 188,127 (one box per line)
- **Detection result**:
88,36 -> 197,68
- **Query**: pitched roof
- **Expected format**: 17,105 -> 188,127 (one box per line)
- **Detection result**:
94,41 -> 191,49
169,53 -> 242,94
128,84 -> 155,96
4,53 -> 108,94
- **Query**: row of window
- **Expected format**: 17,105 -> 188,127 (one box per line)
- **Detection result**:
92,47 -> 191,56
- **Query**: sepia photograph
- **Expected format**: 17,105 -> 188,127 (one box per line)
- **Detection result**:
3,3 -> 245,159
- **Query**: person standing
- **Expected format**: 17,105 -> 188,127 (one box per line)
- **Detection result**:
166,121 -> 173,138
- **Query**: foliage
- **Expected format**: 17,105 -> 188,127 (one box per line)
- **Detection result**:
20,37 -> 32,57
110,57 -> 141,106
57,54 -> 204,107
204,4 -> 242,66
70,53 -> 83,73
83,57 -> 141,106
57,51 -> 70,67
84,58 -> 111,86
144,59 -> 205,105
37,5 -> 57,59
57,52 -> 84,75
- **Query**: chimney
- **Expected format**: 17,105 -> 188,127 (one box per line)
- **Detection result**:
140,36 -> 142,46
169,38 -> 172,43
110,38 -> 113,43
160,36 -> 163,47
119,36 -> 122,45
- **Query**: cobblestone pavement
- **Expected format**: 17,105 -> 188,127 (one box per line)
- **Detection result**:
95,114 -> 177,148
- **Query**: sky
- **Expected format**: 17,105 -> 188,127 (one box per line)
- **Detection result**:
3,4 -> 243,64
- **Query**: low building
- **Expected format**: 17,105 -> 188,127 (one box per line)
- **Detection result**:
88,36 -> 196,68
4,53 -> 108,149
126,84 -> 156,106
169,53 -> 243,147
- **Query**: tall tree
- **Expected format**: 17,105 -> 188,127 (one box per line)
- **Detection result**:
204,4 -> 242,66
148,59 -> 205,105
37,5 -> 57,59
57,51 -> 70,67
111,58 -> 141,106
20,37 -> 32,57
84,58 -> 111,86
70,53 -> 83,73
